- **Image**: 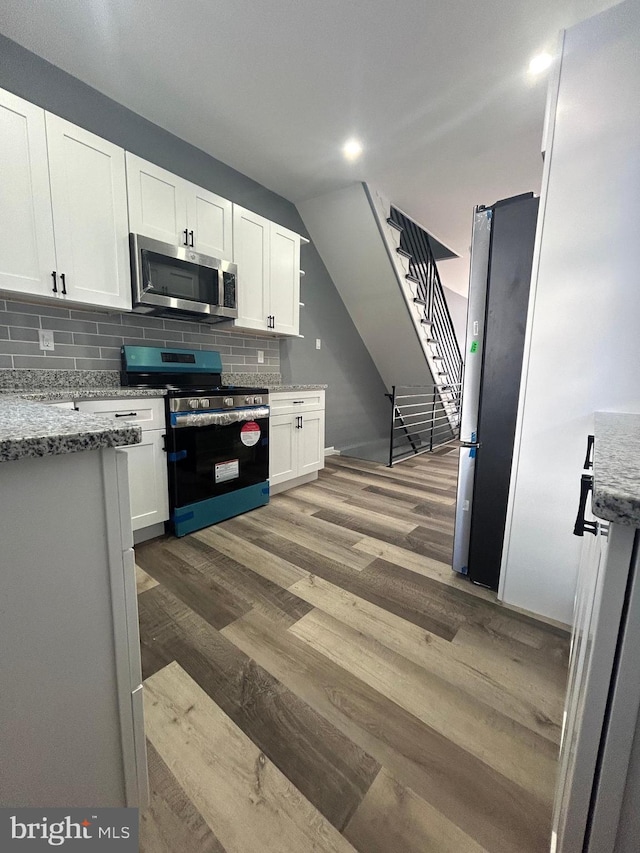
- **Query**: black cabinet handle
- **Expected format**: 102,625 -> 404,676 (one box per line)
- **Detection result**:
573,474 -> 598,537
584,434 -> 595,470
115,412 -> 137,418
296,415 -> 303,429
183,228 -> 189,246
51,271 -> 58,293
60,272 -> 67,295
189,230 -> 194,247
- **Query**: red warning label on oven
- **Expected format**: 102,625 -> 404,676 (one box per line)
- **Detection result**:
240,421 -> 261,447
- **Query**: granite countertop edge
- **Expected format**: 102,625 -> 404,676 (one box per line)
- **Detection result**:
268,384 -> 327,392
592,411 -> 640,527
0,397 -> 143,463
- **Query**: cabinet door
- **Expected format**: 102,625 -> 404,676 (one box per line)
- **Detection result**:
269,414 -> 297,486
233,205 -> 270,331
270,222 -> 300,336
46,114 -> 131,310
298,409 -> 325,476
187,183 -> 233,260
126,153 -> 188,247
0,89 -> 56,297
122,431 -> 169,531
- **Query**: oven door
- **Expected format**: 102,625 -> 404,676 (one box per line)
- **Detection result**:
167,409 -> 269,534
130,233 -> 237,320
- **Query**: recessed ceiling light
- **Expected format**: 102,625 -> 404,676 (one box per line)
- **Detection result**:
342,138 -> 363,161
528,52 -> 553,75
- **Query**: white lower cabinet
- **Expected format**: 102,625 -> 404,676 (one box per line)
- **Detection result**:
298,408 -> 325,476
269,391 -> 325,491
75,397 -> 169,534
122,430 -> 169,531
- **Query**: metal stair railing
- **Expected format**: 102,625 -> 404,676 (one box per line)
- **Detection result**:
387,207 -> 463,389
388,383 -> 462,466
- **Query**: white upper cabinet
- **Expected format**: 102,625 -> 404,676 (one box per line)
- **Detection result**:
126,153 -> 232,260
232,205 -> 301,336
0,89 -> 56,297
187,182 -> 233,259
270,221 -> 300,336
46,114 -> 131,310
126,154 -> 187,246
0,87 -> 130,310
233,206 -> 270,331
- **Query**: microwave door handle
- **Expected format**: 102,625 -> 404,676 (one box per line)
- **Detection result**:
216,268 -> 224,309
141,253 -> 155,294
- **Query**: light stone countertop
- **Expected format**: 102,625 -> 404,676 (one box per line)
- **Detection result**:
0,396 -> 141,464
268,384 -> 327,392
592,411 -> 640,526
0,368 -> 327,463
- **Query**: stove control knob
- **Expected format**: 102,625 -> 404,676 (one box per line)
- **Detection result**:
223,397 -> 234,407
245,395 -> 254,405
188,398 -> 199,409
199,398 -> 210,409
254,395 -> 263,405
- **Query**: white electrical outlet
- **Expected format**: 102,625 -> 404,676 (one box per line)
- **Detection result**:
315,339 -> 321,350
257,350 -> 264,364
38,330 -> 55,351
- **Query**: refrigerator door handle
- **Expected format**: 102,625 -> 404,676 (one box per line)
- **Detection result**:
573,474 -> 598,537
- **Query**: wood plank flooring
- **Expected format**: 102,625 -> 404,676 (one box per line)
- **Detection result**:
136,449 -> 569,853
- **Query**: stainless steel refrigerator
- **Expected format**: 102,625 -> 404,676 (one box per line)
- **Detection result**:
453,192 -> 539,588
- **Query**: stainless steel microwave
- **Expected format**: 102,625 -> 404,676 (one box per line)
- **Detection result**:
129,234 -> 238,322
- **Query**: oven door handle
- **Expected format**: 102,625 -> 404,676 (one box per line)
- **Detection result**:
172,407 -> 269,428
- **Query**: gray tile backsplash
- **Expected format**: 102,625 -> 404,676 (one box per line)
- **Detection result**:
0,297 -> 280,373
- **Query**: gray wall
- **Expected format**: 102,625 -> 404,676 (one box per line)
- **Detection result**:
0,34 -> 389,451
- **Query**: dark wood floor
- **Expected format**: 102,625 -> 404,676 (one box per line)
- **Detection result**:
135,448 -> 570,853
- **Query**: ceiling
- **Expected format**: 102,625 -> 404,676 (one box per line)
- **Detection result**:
0,0 -> 618,295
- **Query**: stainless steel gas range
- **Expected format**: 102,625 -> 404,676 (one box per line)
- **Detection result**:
121,345 -> 269,537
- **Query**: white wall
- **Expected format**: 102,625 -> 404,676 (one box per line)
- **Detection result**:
500,0 -> 640,624
442,284 -> 468,353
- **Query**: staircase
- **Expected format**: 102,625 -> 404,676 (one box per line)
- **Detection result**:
297,182 -> 463,459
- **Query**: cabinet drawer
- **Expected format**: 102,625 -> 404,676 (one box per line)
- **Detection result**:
269,390 -> 325,415
75,397 -> 165,431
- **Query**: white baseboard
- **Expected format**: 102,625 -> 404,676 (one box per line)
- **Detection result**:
269,470 -> 319,495
324,446 -> 340,456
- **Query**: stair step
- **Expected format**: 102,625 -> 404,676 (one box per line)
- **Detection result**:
396,248 -> 412,259
386,217 -> 403,232
420,318 -> 433,325
413,297 -> 428,306
405,274 -> 420,284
